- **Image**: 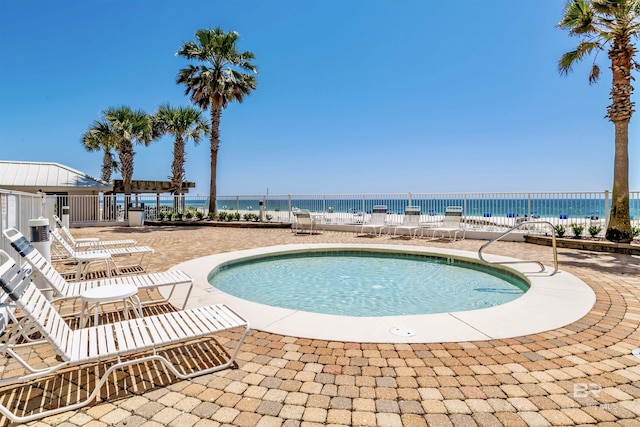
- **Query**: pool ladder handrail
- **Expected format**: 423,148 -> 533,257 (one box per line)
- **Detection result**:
478,220 -> 558,273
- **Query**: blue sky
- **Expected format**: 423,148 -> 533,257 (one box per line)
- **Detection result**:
1,0 -> 638,196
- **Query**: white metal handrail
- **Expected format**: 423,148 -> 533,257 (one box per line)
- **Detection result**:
478,221 -> 559,273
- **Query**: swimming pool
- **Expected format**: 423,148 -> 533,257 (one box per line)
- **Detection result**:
171,244 -> 596,343
208,251 -> 528,316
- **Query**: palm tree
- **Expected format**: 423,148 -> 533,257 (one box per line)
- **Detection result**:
176,27 -> 257,215
154,104 -> 210,196
558,0 -> 639,243
103,106 -> 154,197
81,119 -> 120,182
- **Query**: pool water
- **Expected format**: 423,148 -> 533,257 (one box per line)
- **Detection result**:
209,252 -> 528,317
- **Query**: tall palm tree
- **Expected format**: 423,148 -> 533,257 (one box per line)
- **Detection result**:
558,0 -> 640,243
81,119 -> 120,182
103,106 -> 154,196
176,27 -> 257,215
154,104 -> 210,195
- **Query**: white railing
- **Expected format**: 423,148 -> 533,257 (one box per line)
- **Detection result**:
0,189 -> 56,263
5,190 -> 639,236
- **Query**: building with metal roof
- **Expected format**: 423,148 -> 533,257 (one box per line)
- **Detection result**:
0,160 -> 112,194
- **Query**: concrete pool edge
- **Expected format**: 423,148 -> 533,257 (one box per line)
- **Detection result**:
167,244 -> 596,343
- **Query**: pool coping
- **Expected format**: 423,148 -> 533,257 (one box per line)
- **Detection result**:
168,244 -> 596,343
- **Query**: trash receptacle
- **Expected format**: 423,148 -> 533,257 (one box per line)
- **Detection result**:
29,217 -> 50,262
128,205 -> 145,227
28,217 -> 53,301
259,200 -> 264,222
61,205 -> 70,229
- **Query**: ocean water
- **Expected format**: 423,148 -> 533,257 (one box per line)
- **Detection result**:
104,195 -> 640,219
216,197 -> 640,219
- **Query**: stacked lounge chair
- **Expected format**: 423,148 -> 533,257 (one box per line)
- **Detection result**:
0,250 -> 249,423
49,226 -> 153,279
3,227 -> 193,309
52,214 -> 137,250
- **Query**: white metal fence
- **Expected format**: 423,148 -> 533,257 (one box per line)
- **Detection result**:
0,189 -> 56,263
36,190 -> 640,234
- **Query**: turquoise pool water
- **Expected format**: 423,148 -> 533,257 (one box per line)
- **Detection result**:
208,251 -> 528,317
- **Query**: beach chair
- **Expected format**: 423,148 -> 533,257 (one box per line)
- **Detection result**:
49,226 -> 153,279
0,251 -> 249,423
428,206 -> 466,241
358,205 -> 388,236
52,214 -> 137,250
3,227 -> 193,310
390,206 -> 422,238
293,210 -> 317,234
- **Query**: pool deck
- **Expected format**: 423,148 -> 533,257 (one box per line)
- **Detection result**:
1,225 -> 640,426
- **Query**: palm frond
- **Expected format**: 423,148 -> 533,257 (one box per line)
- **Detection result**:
559,0 -> 596,34
588,63 -> 601,83
559,50 -> 581,74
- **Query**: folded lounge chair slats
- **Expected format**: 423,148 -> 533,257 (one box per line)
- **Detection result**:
0,251 -> 249,423
3,228 -> 193,309
53,214 -> 137,249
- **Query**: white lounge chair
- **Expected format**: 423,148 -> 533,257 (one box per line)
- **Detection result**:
52,214 -> 137,250
293,210 -> 317,234
49,227 -> 153,279
428,206 -> 466,241
359,205 -> 388,236
0,251 -> 249,423
390,206 -> 422,238
3,227 -> 193,310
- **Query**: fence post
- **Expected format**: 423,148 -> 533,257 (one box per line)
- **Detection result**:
463,194 -> 467,222
288,194 -> 292,223
604,190 -> 610,227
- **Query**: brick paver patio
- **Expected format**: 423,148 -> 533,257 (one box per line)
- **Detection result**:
1,225 -> 639,426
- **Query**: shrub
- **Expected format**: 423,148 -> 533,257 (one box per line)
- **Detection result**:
207,212 -> 216,220
172,212 -> 183,221
570,223 -> 584,238
554,224 -> 566,238
632,226 -> 640,237
185,211 -> 193,219
157,212 -> 166,221
588,225 -> 602,237
233,212 -> 241,221
265,214 -> 273,221
218,211 -> 228,221
243,213 -> 259,221
195,211 -> 204,220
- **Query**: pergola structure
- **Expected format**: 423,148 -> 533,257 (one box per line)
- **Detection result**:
110,180 -> 197,217
111,180 -> 195,194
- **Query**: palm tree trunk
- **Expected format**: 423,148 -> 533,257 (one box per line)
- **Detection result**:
604,34 -> 634,243
171,136 -> 186,203
605,120 -> 632,242
171,136 -> 184,212
208,106 -> 222,215
101,152 -> 113,182
119,140 -> 134,196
